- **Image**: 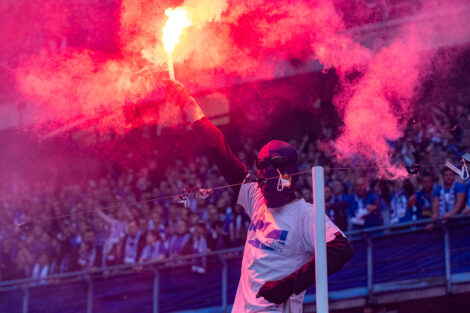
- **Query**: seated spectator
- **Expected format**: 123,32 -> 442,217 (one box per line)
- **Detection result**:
93,219 -> 109,247
206,204 -> 220,225
414,173 -> 435,219
75,229 -> 103,270
148,211 -> 166,241
120,220 -> 142,265
96,206 -> 129,245
167,219 -> 192,258
137,217 -> 150,258
229,204 -> 250,247
31,252 -> 52,284
432,168 -> 466,220
347,177 -> 383,230
191,223 -> 208,274
38,232 -> 57,263
15,240 -> 34,279
96,206 -> 130,267
139,230 -> 166,263
390,179 -> 416,224
325,185 -> 348,231
0,238 -> 16,281
55,220 -> 76,273
138,217 -> 149,238
208,221 -> 229,251
104,240 -> 121,267
332,180 -> 350,202
188,212 -> 200,234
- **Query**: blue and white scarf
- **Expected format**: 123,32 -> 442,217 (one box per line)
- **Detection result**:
123,233 -> 141,264
390,192 -> 407,224
438,182 -> 456,216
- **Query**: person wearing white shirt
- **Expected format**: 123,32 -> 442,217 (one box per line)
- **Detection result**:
162,80 -> 353,312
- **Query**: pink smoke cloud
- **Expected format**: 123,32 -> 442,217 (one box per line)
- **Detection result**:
4,0 -> 470,176
327,1 -> 470,178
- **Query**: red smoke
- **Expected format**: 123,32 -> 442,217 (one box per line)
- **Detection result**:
5,0 -> 470,176
328,1 -> 470,178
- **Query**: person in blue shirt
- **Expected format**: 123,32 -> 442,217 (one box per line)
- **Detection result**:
414,173 -> 435,219
432,168 -> 466,220
390,179 -> 416,224
347,177 -> 382,230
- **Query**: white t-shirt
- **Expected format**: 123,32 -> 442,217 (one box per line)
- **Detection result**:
232,180 -> 342,313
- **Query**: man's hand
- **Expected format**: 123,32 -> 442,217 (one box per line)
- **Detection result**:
256,279 -> 294,305
162,79 -> 205,123
257,234 -> 353,305
443,212 -> 453,220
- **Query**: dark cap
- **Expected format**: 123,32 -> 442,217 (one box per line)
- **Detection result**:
257,140 -> 298,169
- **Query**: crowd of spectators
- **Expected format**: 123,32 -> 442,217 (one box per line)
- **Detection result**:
1,91 -> 470,283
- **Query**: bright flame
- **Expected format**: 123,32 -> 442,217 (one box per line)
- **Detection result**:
162,7 -> 191,53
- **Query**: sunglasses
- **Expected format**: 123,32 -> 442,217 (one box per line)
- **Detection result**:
256,156 -> 290,170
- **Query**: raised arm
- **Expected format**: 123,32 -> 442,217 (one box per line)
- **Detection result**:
96,207 -> 116,226
163,80 -> 247,194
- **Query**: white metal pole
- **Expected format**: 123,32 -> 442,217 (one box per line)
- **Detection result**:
312,166 -> 329,313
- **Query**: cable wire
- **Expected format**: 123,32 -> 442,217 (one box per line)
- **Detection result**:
4,163 -> 452,231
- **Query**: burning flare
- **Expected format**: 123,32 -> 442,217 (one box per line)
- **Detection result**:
162,7 -> 190,79
162,7 -> 190,53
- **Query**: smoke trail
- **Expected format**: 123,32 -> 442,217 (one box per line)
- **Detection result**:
6,0 -> 470,173
329,1 -> 470,178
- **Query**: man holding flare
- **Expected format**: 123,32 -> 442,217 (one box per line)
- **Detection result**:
162,79 -> 353,312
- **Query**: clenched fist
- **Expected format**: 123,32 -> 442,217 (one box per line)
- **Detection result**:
161,79 -> 205,123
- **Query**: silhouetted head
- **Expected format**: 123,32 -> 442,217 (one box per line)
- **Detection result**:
256,140 -> 299,208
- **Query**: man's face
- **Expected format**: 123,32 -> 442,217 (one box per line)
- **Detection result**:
355,178 -> 368,197
176,220 -> 186,235
116,208 -> 125,221
421,176 -> 434,192
146,232 -> 157,245
196,225 -> 205,236
208,206 -> 218,222
84,231 -> 95,245
128,221 -> 138,237
39,254 -> 48,266
332,180 -> 343,195
152,213 -> 161,225
139,218 -> 147,231
189,214 -> 199,225
443,170 -> 455,187
324,186 -> 332,202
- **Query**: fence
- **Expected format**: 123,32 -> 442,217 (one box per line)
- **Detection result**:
1,215 -> 470,313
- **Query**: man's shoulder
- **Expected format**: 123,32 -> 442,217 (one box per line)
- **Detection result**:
454,182 -> 466,193
297,198 -> 312,209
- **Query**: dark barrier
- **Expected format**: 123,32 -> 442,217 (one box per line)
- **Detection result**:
29,281 -> 88,313
372,229 -> 445,284
1,217 -> 470,313
450,223 -> 470,274
0,289 -> 23,313
94,273 -> 154,313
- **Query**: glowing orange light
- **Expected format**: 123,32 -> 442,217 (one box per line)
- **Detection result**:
162,7 -> 190,53
162,7 -> 190,80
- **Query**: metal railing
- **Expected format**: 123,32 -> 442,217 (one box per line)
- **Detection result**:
1,215 -> 470,313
